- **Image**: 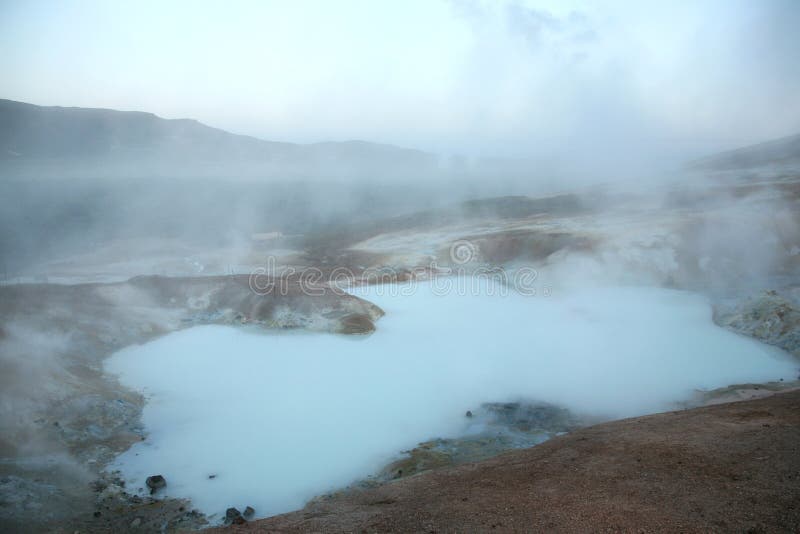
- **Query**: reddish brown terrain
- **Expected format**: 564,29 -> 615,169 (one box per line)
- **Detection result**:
216,390 -> 800,533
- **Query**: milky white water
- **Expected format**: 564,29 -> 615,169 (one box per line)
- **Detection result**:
105,282 -> 797,521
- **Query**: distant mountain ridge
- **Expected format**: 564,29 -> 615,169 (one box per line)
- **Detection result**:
0,99 -> 438,179
689,132 -> 800,172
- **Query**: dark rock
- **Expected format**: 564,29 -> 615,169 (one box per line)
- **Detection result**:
225,507 -> 242,522
145,475 -> 166,494
465,410 -> 473,418
243,506 -> 255,518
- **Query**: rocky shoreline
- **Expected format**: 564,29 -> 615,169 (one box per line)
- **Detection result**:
0,274 -> 382,532
1,183 -> 799,532
0,272 -> 797,532
217,388 -> 800,533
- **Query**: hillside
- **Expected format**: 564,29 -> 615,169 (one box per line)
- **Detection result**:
690,132 -> 800,172
0,99 -> 438,178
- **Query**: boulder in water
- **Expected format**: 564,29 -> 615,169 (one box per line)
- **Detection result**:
226,507 -> 245,524
145,475 -> 166,494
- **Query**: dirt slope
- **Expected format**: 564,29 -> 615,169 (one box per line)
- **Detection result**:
216,390 -> 800,533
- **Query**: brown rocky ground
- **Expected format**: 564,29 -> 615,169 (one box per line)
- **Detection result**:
215,390 -> 800,533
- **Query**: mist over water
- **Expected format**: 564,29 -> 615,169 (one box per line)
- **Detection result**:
105,281 -> 797,520
1,2 -> 799,531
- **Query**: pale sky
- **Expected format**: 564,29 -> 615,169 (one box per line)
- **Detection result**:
1,0 -> 799,160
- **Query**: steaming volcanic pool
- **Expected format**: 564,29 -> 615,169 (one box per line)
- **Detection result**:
105,282 -> 797,521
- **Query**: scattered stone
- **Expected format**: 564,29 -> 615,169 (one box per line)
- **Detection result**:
465,410 -> 473,418
225,507 -> 242,522
145,475 -> 166,494
243,506 -> 255,518
208,474 -> 216,479
130,517 -> 141,528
